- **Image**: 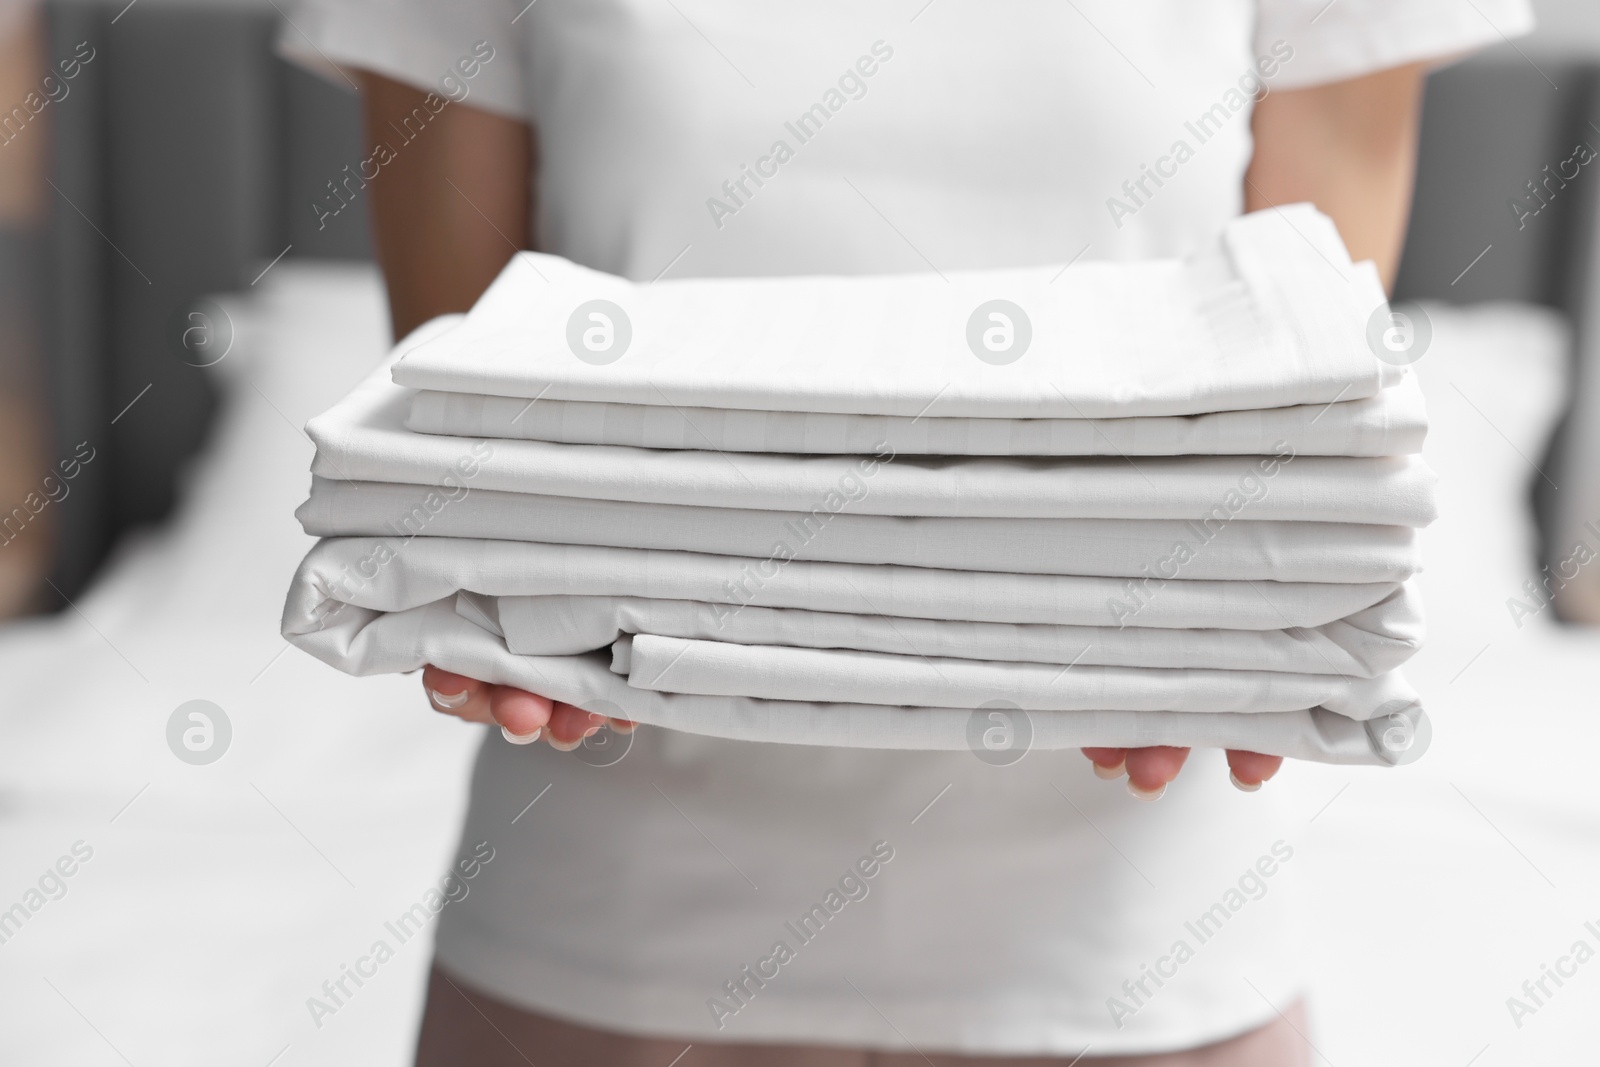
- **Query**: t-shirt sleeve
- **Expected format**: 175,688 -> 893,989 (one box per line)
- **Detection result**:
1255,0 -> 1535,90
276,0 -> 531,121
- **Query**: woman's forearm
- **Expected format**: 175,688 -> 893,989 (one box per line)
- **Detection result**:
356,71 -> 535,340
1245,62 -> 1428,292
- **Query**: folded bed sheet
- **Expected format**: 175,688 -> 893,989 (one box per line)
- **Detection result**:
280,588 -> 1420,766
403,372 -> 1428,457
609,634 -> 1414,719
391,205 -> 1398,420
469,590 -> 1421,679
282,205 -> 1434,764
309,370 -> 1438,525
298,477 -> 1421,583
290,536 -> 1409,631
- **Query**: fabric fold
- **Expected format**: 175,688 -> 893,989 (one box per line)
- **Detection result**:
470,588 -> 1422,678
613,634 -> 1415,719
280,591 -> 1418,766
298,477 -> 1421,583
309,371 -> 1438,525
391,205 -> 1398,419
288,536 -> 1408,631
402,371 -> 1428,457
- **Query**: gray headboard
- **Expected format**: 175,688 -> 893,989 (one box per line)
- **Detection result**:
35,1 -> 1600,614
1392,58 -> 1600,610
41,0 -> 370,598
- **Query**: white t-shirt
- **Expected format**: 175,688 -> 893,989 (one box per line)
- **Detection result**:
284,0 -> 1530,1053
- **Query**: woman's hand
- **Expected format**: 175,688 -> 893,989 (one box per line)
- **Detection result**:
1081,747 -> 1282,802
421,666 -> 636,750
424,662 -> 1276,783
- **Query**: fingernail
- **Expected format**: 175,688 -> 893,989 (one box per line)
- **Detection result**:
1093,760 -> 1127,780
547,735 -> 583,752
611,720 -> 637,734
1128,781 -> 1165,802
1230,771 -> 1262,793
430,688 -> 469,709
581,726 -> 600,739
502,725 -> 541,745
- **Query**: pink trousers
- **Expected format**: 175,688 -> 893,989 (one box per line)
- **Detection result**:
415,965 -> 1313,1067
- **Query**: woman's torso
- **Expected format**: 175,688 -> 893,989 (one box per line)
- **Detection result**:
439,2 -> 1301,1053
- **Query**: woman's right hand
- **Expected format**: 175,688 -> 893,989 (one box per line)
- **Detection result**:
420,665 -> 636,750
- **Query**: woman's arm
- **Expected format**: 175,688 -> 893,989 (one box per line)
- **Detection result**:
1084,62 -> 1431,796
359,72 -> 625,748
358,71 -> 534,340
1244,61 -> 1429,291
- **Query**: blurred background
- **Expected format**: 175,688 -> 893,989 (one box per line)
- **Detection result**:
1,0 -> 1598,1063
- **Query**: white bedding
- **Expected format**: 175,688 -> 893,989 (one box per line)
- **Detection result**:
392,206 -> 1399,419
611,633 -> 1417,718
404,371 -> 1429,457
298,476 -> 1422,583
478,591 -> 1420,677
285,212 -> 1437,764
286,534 -> 1409,631
310,367 -> 1438,524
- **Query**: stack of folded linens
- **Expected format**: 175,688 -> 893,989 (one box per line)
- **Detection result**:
281,204 -> 1434,765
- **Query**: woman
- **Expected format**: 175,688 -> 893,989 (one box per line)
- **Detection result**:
287,2 -> 1530,1062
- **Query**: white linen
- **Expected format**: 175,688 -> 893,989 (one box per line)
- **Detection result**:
282,589 -> 1410,766
613,634 -> 1415,718
405,372 -> 1429,456
477,591 -> 1421,678
279,533 -> 1427,761
298,477 -> 1421,583
393,207 -> 1399,419
286,536 -> 1407,631
311,367 -> 1438,525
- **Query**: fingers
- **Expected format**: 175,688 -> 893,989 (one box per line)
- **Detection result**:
489,685 -> 555,743
1084,745 -> 1285,799
1083,746 -> 1190,800
421,667 -> 633,751
422,666 -> 494,724
1125,747 -> 1189,801
1082,748 -> 1128,780
544,702 -> 609,751
1225,750 -> 1284,792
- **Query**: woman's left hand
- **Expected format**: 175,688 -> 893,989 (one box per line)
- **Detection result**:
1080,747 -> 1282,802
